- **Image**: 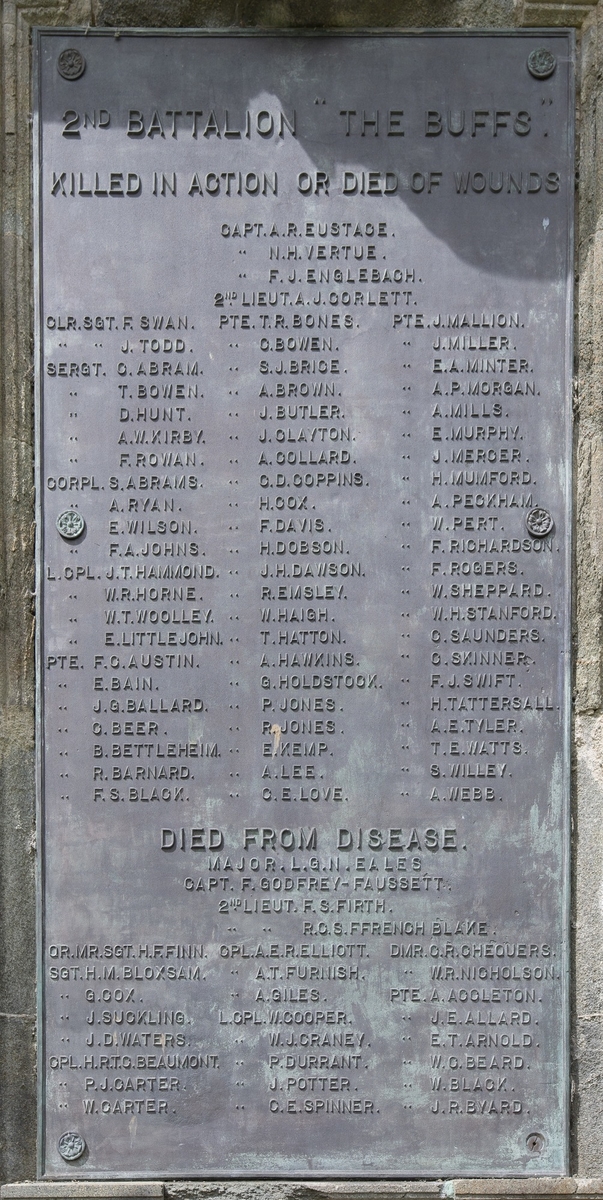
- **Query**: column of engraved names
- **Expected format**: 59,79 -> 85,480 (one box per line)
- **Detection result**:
214,221 -> 379,1117
45,306 -> 225,1120
425,305 -> 557,1117
259,220 -> 373,1117
44,307 -> 103,1123
255,222 -> 363,809
214,217 -> 434,1119
375,238 -> 456,1117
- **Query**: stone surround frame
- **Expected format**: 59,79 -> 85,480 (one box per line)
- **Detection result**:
2,0 -> 603,1186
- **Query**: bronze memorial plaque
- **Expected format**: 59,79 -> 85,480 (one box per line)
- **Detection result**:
34,31 -> 573,1178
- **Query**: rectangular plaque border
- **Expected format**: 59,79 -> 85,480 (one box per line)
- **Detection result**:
32,27 -> 575,1179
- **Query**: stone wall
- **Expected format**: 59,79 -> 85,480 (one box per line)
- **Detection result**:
1,0 -> 601,1184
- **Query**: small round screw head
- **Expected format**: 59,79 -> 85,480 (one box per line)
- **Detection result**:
526,1132 -> 545,1154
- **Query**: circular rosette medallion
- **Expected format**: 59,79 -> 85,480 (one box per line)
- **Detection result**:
56,510 -> 86,540
57,49 -> 86,80
58,1131 -> 86,1161
527,48 -> 556,79
525,507 -> 555,538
